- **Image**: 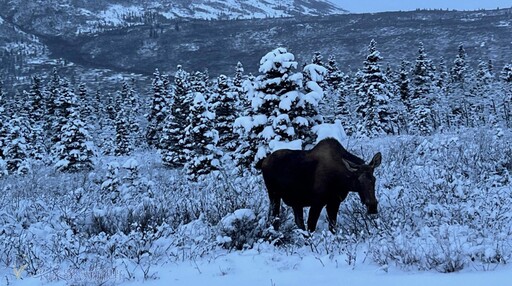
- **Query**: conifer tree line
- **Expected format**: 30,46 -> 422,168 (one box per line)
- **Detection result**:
1,40 -> 512,180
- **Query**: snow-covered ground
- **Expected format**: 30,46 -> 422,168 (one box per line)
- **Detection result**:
4,249 -> 512,286
1,127 -> 511,286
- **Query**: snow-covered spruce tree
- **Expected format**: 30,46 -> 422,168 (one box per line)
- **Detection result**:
52,79 -> 76,143
449,44 -> 476,128
354,39 -> 398,137
117,80 -> 140,149
233,61 -> 245,91
22,75 -> 47,160
325,55 -> 344,92
3,116 -> 31,175
146,69 -> 168,148
307,51 -> 327,90
160,65 -> 191,168
45,68 -> 61,120
233,47 -> 321,169
104,92 -> 117,121
52,101 -> 95,172
27,75 -> 45,123
43,68 -> 62,144
451,43 -> 468,90
232,62 -> 245,112
114,105 -> 132,156
183,88 -> 220,181
436,57 -> 449,93
398,60 -> 411,108
125,79 -> 141,138
409,43 -> 437,135
77,82 -> 96,127
412,43 -> 435,99
212,74 -> 237,150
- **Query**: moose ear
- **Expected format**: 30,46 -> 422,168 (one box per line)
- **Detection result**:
342,158 -> 359,173
370,152 -> 382,168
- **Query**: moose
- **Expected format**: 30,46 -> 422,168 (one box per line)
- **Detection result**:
259,138 -> 382,233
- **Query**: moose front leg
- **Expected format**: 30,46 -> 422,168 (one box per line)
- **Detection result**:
292,206 -> 305,230
268,196 -> 281,231
306,205 -> 323,232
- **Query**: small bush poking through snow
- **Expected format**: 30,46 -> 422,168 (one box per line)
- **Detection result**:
217,209 -> 262,250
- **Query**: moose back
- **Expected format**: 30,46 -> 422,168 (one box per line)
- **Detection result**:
259,138 -> 382,232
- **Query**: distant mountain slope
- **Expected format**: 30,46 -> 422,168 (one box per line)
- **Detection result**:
41,9 -> 512,76
0,0 -> 346,37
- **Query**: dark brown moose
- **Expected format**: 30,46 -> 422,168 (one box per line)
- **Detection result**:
259,138 -> 382,233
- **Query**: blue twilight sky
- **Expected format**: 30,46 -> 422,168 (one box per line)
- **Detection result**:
331,0 -> 511,13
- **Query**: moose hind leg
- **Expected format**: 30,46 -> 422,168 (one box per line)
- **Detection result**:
292,206 -> 305,230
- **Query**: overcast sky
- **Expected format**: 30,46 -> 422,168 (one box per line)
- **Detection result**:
331,0 -> 511,13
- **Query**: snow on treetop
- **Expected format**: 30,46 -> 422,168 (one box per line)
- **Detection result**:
303,63 -> 327,82
269,139 -> 303,152
259,47 -> 298,74
312,120 -> 348,145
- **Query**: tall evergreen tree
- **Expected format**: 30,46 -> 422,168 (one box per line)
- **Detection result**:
160,65 -> 191,168
53,107 -> 95,172
436,57 -> 449,92
44,68 -> 61,144
114,105 -> 132,156
3,116 -> 31,175
184,92 -> 219,181
233,47 -> 320,169
27,75 -> 45,123
412,43 -> 435,98
52,79 -> 76,143
410,43 -> 436,135
212,74 -> 237,150
325,55 -> 344,91
233,62 -> 245,90
398,60 -> 411,107
24,76 -> 46,159
46,68 -> 61,118
451,44 -> 468,89
355,39 -> 398,136
77,83 -> 94,122
146,69 -> 168,147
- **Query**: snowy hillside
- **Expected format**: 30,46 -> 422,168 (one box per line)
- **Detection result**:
0,0 -> 346,36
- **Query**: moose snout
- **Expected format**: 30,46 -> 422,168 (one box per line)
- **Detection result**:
365,201 -> 378,215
